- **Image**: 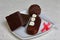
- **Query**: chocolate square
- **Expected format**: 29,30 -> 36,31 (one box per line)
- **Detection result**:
21,14 -> 30,26
6,11 -> 24,31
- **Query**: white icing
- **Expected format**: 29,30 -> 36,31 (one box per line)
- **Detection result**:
31,17 -> 35,21
29,21 -> 34,26
32,14 -> 37,17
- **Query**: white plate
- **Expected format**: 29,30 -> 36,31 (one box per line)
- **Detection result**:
12,10 -> 55,40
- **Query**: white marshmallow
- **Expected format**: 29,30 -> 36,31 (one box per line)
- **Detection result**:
29,21 -> 34,26
32,14 -> 37,17
31,17 -> 35,21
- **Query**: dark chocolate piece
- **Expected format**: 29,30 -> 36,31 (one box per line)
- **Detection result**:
6,11 -> 30,31
21,14 -> 30,26
26,16 -> 41,35
28,4 -> 41,16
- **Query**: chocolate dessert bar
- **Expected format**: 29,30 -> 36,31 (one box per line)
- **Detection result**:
6,11 -> 30,31
26,4 -> 41,35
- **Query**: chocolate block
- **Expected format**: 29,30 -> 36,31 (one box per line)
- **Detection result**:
6,11 -> 30,31
21,14 -> 30,26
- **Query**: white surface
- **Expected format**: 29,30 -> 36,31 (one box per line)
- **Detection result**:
0,0 -> 60,40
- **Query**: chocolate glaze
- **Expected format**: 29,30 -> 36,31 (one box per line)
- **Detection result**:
26,16 -> 41,35
28,4 -> 41,16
